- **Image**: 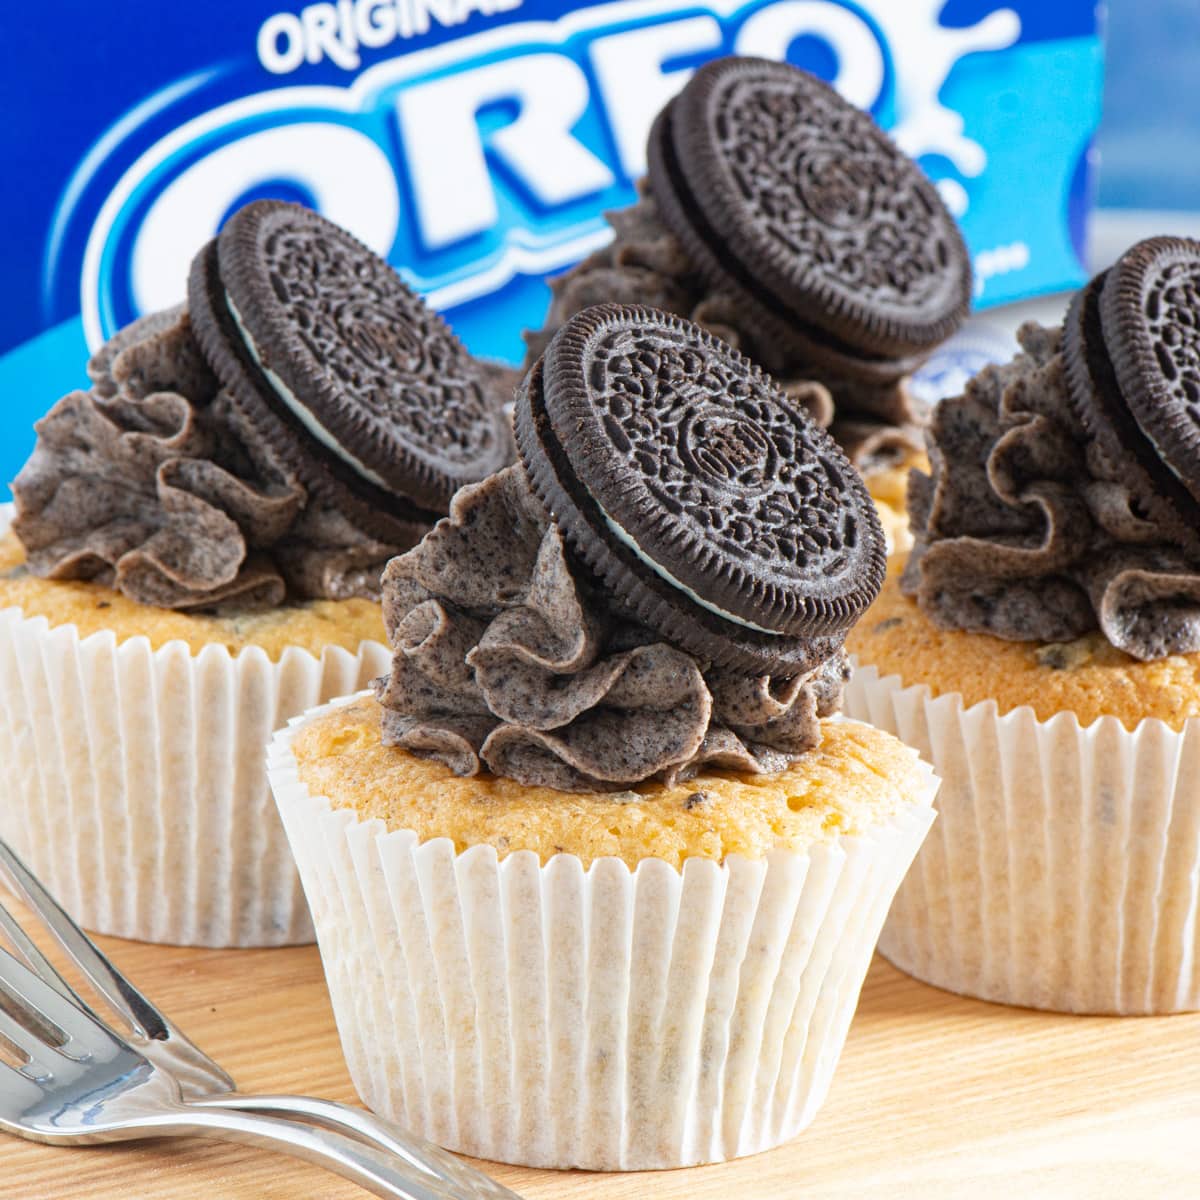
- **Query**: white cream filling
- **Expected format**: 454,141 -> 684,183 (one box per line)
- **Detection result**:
226,294 -> 394,493
597,501 -> 785,637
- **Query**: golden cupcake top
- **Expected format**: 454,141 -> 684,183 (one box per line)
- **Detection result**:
850,564 -> 1200,730
292,696 -> 928,869
0,526 -> 385,659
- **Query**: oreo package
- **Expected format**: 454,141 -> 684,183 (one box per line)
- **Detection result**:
1,1 -> 1102,492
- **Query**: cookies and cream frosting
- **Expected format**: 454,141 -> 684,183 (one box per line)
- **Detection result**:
904,322 -> 1200,660
525,183 -> 925,472
375,465 -> 849,792
12,307 -> 411,611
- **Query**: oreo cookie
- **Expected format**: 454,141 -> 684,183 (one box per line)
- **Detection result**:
188,200 -> 512,539
1063,237 -> 1200,544
647,57 -> 971,379
514,303 -> 886,673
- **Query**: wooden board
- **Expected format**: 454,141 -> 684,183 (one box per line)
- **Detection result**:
4,909 -> 1199,1200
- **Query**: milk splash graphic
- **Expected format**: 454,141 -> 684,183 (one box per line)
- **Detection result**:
868,0 -> 1022,216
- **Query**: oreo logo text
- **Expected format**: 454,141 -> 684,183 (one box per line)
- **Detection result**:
76,0 -> 892,349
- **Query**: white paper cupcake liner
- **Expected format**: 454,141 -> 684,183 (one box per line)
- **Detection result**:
269,693 -> 937,1170
844,661 -> 1200,1015
0,510 -> 389,946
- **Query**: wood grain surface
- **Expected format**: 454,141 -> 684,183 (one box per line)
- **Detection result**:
2,911 -> 1198,1199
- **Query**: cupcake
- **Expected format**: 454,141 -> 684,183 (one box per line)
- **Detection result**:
269,304 -> 937,1169
522,56 -> 971,536
0,200 -> 512,947
845,236 -> 1200,1014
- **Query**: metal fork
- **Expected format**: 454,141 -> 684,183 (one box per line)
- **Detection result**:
0,942 -> 476,1197
0,838 -> 521,1199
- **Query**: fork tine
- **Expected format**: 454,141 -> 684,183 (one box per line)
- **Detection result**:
0,896 -> 94,1017
0,946 -> 109,1053
0,837 -> 165,1041
0,1001 -> 58,1077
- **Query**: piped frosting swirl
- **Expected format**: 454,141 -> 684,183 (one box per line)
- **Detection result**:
375,465 -> 848,791
904,322 -> 1200,660
12,307 -> 414,610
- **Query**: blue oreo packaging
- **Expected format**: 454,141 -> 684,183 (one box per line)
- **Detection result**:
3,1 -> 1102,490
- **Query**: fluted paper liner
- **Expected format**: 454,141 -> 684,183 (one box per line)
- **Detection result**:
269,693 -> 936,1170
0,506 -> 390,947
845,662 -> 1200,1015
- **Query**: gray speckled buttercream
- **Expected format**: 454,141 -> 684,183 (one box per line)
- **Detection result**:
375,465 -> 848,792
904,322 -> 1200,660
12,307 -> 408,610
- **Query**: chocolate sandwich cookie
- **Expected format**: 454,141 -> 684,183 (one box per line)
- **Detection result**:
189,200 -> 512,540
514,303 -> 886,673
1063,236 -> 1200,546
646,56 -> 971,378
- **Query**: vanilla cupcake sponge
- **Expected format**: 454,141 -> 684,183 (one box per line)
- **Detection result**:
845,651 -> 1200,1014
846,238 -> 1200,1013
0,526 -> 385,658
849,579 -> 1200,1015
289,695 -> 929,868
852,569 -> 1200,730
0,507 -> 389,946
270,693 -> 936,1169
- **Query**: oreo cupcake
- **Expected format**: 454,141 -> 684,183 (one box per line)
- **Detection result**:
845,237 -> 1200,1014
0,200 -> 511,947
268,305 -> 937,1169
524,56 -> 970,544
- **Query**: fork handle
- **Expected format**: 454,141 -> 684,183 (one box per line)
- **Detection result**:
186,1094 -> 521,1200
124,1106 -> 471,1200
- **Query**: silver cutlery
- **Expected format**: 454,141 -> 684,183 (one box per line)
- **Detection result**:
0,837 -> 521,1200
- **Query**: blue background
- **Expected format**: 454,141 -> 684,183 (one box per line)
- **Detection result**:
1098,0 -> 1200,210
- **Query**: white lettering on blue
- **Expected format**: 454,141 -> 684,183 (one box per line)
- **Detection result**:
974,241 -> 1030,298
397,55 -> 616,250
259,0 -> 526,72
302,3 -> 361,70
84,0 -> 923,348
357,0 -> 400,47
129,124 -> 399,316
258,13 -> 307,73
589,17 -> 723,178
